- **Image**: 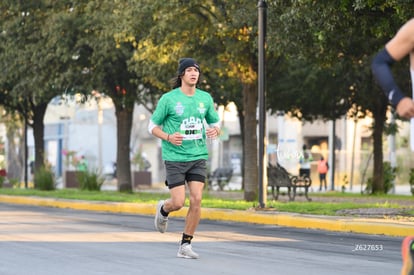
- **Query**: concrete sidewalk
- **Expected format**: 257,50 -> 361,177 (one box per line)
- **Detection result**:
0,194 -> 413,237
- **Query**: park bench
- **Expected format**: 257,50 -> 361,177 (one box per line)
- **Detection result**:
208,167 -> 233,191
290,174 -> 312,201
267,163 -> 312,201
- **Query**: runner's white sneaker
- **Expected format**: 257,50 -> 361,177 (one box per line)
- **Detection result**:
154,200 -> 168,233
177,243 -> 199,259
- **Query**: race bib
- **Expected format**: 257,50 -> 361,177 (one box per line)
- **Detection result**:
180,117 -> 203,140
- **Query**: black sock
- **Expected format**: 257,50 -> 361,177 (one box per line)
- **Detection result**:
160,206 -> 169,217
181,233 -> 193,245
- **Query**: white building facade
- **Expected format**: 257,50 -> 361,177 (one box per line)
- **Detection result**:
34,97 -> 412,191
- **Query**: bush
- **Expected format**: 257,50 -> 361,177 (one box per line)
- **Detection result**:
409,168 -> 414,196
9,178 -> 20,188
382,161 -> 396,194
0,176 -> 4,188
364,161 -> 395,194
34,166 -> 55,190
77,169 -> 103,191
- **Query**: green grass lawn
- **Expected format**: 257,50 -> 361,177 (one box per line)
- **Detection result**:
0,188 -> 413,216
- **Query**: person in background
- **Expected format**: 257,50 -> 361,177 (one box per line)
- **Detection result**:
77,155 -> 88,172
141,153 -> 151,171
29,160 -> 35,179
317,156 -> 329,191
299,144 -> 312,178
148,58 -> 220,259
371,18 -> 414,275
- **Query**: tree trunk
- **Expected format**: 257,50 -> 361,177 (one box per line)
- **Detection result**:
243,82 -> 258,201
32,103 -> 48,183
236,104 -> 245,190
6,119 -> 24,180
371,95 -> 387,194
115,105 -> 133,192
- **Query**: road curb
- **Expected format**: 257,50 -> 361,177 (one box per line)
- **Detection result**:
1,195 -> 413,237
200,208 -> 414,237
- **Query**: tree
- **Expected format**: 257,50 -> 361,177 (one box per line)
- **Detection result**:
1,1 -> 204,192
266,0 -> 412,193
0,111 -> 25,181
129,0 -> 268,201
267,57 -> 352,121
0,1 -> 89,181
64,0 -> 160,192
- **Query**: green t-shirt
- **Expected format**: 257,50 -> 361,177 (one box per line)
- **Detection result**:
151,88 -> 220,162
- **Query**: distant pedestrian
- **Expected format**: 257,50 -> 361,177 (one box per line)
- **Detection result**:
29,160 -> 35,177
317,156 -> 329,191
113,162 -> 117,178
299,144 -> 312,178
77,155 -> 88,172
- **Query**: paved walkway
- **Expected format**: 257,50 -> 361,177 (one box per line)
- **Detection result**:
0,193 -> 413,238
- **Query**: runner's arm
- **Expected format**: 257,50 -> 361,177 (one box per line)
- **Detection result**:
148,120 -> 169,141
371,48 -> 406,107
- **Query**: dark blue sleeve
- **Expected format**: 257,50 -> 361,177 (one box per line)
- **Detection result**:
371,48 -> 406,107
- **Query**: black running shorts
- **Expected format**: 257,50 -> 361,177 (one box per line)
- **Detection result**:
164,159 -> 206,189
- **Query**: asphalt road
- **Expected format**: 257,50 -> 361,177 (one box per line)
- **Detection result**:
0,203 -> 404,275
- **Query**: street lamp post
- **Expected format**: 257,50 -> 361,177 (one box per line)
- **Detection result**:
98,99 -> 103,172
258,0 -> 267,208
92,90 -> 103,173
60,115 -> 70,188
329,120 -> 336,191
24,113 -> 28,189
